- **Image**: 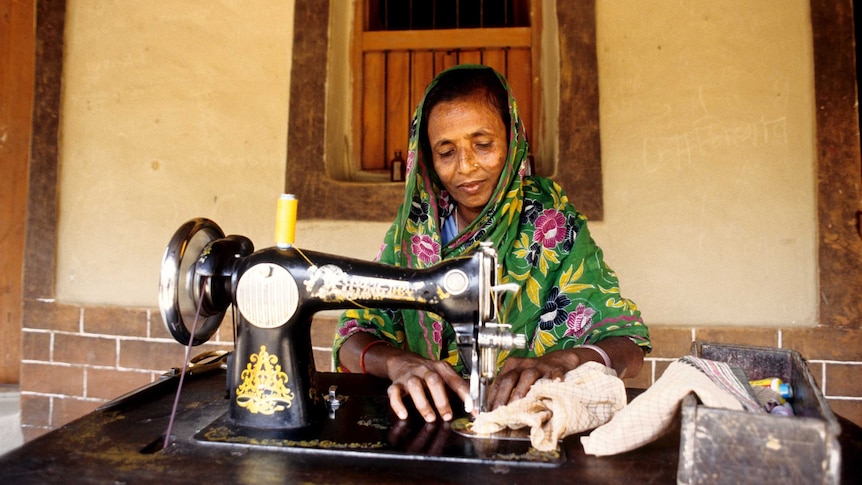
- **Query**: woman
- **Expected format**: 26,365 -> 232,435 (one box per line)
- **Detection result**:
334,65 -> 650,423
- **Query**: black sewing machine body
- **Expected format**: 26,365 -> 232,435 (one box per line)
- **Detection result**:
158,218 -> 522,437
226,246 -> 488,431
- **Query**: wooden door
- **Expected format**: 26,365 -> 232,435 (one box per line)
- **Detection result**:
0,0 -> 35,383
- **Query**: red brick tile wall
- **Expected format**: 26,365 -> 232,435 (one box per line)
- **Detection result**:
19,301 -> 862,440
19,300 -> 233,441
624,325 -> 862,427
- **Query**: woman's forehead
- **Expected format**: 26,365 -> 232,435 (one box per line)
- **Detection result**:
427,99 -> 506,143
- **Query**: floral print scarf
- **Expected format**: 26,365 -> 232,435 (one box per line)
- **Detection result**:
334,65 -> 650,374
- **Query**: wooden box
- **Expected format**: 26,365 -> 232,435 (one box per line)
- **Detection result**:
677,342 -> 841,484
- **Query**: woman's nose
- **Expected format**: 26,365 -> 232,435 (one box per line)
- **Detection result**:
457,150 -> 477,172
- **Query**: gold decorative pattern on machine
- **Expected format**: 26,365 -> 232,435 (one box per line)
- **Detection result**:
303,264 -> 429,303
236,345 -> 295,414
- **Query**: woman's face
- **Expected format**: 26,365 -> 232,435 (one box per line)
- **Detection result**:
427,97 -> 508,224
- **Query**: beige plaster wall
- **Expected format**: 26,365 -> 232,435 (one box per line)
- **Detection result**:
55,0 -> 816,327
593,0 -> 816,326
57,0 -> 296,303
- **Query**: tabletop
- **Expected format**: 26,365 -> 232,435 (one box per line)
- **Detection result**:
1,369 -> 860,484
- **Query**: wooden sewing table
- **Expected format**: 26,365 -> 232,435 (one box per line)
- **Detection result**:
1,370 -> 860,483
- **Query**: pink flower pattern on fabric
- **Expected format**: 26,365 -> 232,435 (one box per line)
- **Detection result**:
533,208 -> 567,249
405,150 -> 415,175
337,319 -> 360,337
564,304 -> 597,338
411,234 -> 440,264
432,320 -> 443,345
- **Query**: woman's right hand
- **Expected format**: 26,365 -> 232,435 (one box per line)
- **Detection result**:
338,333 -> 471,423
384,351 -> 472,423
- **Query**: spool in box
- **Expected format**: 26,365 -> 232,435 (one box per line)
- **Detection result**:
677,342 -> 841,484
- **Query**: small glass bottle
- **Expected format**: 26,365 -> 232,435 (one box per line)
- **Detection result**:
390,150 -> 406,182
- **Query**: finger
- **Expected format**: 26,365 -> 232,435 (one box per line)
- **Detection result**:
508,368 -> 541,403
548,366 -> 566,382
498,356 -> 523,375
434,365 -> 472,416
424,372 -> 454,421
488,372 -> 516,410
387,384 -> 410,420
488,358 -> 526,408
404,376 -> 437,423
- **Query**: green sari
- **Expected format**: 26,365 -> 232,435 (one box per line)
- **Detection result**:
334,65 -> 650,374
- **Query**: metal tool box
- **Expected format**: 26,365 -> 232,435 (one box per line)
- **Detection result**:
678,342 -> 841,484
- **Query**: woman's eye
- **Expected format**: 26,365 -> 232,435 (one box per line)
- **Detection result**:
437,150 -> 455,159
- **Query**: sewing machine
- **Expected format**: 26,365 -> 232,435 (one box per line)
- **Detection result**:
158,216 -> 527,438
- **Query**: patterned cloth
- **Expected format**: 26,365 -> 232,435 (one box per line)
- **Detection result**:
333,64 -> 650,374
470,362 -> 626,452
582,356 -> 765,456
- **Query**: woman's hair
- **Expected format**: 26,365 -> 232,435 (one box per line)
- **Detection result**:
419,67 -> 511,159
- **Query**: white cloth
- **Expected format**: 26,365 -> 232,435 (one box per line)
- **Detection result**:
471,362 -> 626,452
581,356 -> 762,456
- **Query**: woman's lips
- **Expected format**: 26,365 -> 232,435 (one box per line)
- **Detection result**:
458,180 -> 484,195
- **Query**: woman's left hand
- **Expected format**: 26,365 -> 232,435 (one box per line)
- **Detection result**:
485,350 -> 581,410
485,337 -> 645,410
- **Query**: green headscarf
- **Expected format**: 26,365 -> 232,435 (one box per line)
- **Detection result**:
334,65 -> 649,373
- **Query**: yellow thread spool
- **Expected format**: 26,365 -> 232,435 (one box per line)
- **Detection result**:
275,194 -> 297,248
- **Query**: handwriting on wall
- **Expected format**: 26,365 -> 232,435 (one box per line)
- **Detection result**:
642,116 -> 788,172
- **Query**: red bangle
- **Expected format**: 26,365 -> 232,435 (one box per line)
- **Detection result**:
360,339 -> 390,374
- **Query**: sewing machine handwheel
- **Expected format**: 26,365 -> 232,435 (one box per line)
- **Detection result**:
159,218 -> 227,346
